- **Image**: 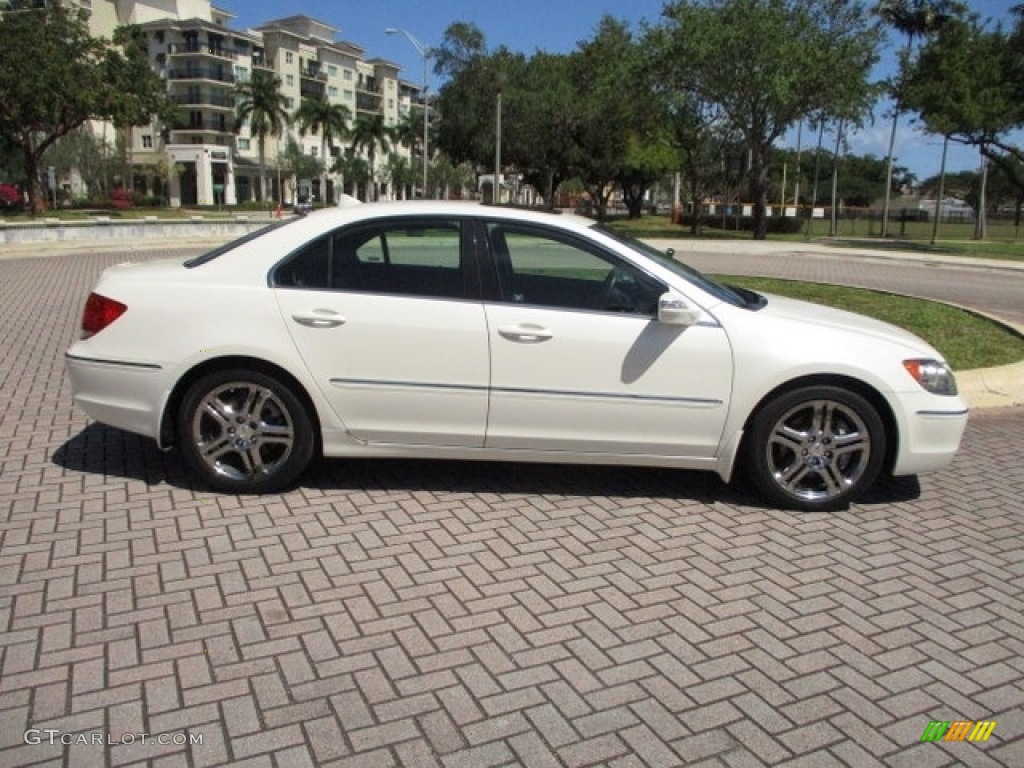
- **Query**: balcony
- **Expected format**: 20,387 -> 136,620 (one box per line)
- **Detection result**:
300,66 -> 328,82
172,115 -> 230,134
355,90 -> 382,113
168,68 -> 235,84
168,42 -> 239,61
252,53 -> 275,70
300,82 -> 327,101
171,93 -> 235,110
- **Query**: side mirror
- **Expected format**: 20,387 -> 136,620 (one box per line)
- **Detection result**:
658,292 -> 702,326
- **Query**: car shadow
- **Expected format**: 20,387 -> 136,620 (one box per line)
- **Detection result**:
53,423 -> 920,510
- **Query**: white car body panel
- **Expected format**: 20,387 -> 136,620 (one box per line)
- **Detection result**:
275,288 -> 490,447
65,201 -> 968,505
483,303 -> 732,456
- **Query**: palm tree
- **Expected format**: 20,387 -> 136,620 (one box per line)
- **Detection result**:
349,114 -> 393,201
874,0 -> 965,236
294,96 -> 351,205
234,70 -> 290,204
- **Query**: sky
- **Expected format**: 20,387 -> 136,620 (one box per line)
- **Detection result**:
226,0 -> 1019,184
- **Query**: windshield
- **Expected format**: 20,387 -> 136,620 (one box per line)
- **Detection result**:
593,225 -> 756,308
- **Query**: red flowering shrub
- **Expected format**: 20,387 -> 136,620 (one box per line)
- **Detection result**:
110,187 -> 134,210
0,183 -> 23,210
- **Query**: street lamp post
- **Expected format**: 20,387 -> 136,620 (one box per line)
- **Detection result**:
385,28 -> 430,198
494,72 -> 506,205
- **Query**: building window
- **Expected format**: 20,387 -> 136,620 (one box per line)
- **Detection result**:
285,51 -> 294,64
328,86 -> 338,98
343,69 -> 353,81
238,138 -> 250,150
388,99 -> 394,110
311,146 -> 318,157
328,64 -> 338,76
285,97 -> 294,109
286,74 -> 294,86
343,90 -> 353,101
234,66 -> 249,82
142,135 -> 153,148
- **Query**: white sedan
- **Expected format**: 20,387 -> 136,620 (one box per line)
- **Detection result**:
65,202 -> 968,511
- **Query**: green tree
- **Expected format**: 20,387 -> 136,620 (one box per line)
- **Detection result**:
660,0 -> 882,238
904,13 -> 1024,190
294,95 -> 350,204
349,114 -> 393,200
874,0 -> 965,235
383,153 -> 416,199
902,13 -> 1020,238
234,69 -> 290,203
499,52 -> 576,207
42,127 -> 117,200
333,150 -> 370,199
433,23 -> 506,173
105,25 -> 179,193
0,4 -> 171,213
279,136 -> 322,203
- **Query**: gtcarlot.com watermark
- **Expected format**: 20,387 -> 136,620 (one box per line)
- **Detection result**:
25,729 -> 202,747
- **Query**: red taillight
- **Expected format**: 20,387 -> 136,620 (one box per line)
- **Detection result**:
81,292 -> 127,339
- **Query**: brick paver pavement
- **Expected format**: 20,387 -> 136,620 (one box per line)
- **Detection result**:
1,246 -> 1022,767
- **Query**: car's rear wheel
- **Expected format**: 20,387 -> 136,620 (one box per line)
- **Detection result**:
177,369 -> 314,494
745,385 -> 886,511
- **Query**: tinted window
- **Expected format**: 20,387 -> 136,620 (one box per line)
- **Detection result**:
275,219 -> 465,300
487,223 -> 663,315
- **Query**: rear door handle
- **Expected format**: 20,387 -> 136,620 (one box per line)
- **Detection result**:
292,309 -> 346,328
497,323 -> 553,342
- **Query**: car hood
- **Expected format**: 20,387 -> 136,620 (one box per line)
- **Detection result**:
756,293 -> 941,356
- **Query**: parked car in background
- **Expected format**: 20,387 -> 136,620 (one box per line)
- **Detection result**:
65,202 -> 968,511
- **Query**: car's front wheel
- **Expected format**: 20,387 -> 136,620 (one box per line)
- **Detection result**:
177,369 -> 315,494
745,385 -> 886,512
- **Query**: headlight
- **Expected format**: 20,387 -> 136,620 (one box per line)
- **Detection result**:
903,359 -> 958,396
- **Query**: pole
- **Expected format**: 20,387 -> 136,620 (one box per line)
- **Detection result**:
829,120 -> 844,237
421,54 -> 429,198
793,122 -> 803,215
930,136 -> 948,246
386,29 -> 431,198
806,120 -> 825,239
494,90 -> 502,204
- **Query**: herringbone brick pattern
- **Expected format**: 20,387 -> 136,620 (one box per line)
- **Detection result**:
1,247 -> 1022,767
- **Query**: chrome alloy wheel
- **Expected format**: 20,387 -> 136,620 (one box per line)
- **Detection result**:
191,381 -> 295,482
765,398 -> 872,503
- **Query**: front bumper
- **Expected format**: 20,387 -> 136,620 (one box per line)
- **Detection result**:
891,392 -> 969,476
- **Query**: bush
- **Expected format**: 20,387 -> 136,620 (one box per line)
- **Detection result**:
110,187 -> 134,210
0,182 -> 23,210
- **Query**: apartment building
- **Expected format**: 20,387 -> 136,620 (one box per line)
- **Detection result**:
59,1 -> 419,206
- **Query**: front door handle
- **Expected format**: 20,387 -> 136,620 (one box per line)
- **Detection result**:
497,323 -> 553,343
292,309 -> 346,328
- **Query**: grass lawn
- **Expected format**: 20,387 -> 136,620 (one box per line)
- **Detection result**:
607,215 -> 1024,262
712,274 -> 1024,371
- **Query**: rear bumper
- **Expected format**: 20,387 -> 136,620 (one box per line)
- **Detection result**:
65,353 -> 166,440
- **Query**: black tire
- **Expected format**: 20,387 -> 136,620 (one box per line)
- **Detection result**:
177,368 -> 315,494
744,385 -> 886,512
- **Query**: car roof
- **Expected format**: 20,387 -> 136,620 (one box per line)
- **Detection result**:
298,200 -> 597,233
